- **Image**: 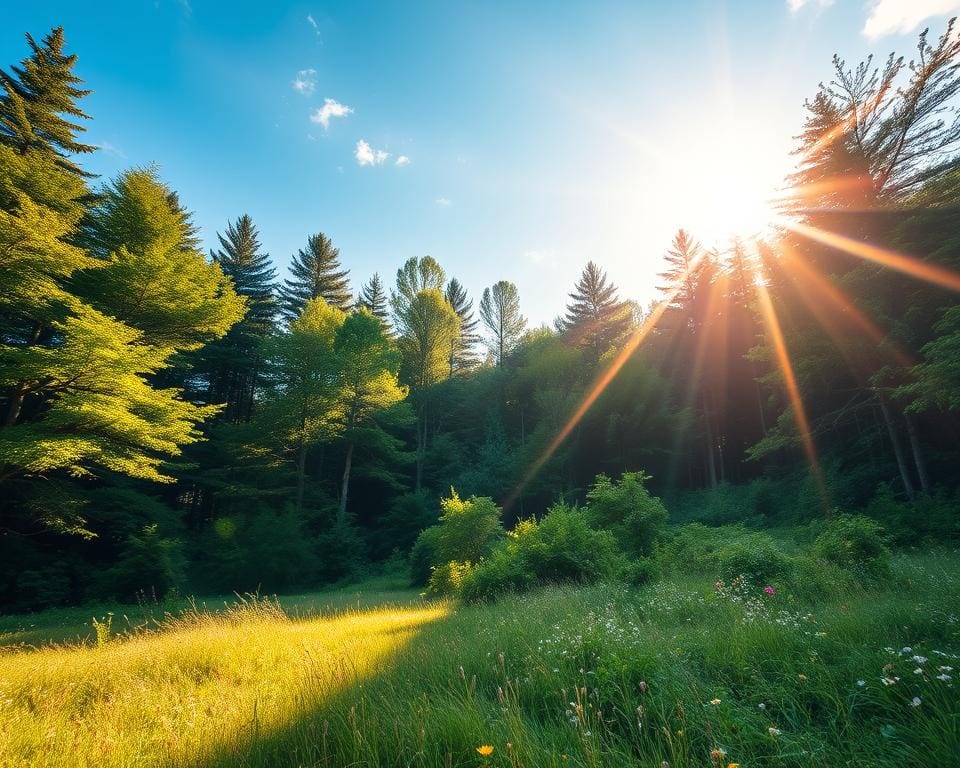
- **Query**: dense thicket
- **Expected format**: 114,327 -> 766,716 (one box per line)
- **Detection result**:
1,25 -> 959,610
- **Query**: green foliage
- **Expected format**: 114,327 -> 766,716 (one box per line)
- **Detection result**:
479,279 -> 526,365
585,471 -> 668,557
460,502 -> 624,602
813,513 -> 891,580
98,524 -> 183,601
409,525 -> 442,586
621,556 -> 659,586
433,491 -> 504,564
426,559 -> 473,596
279,232 -> 352,320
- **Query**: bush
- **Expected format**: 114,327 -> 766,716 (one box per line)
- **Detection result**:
459,503 -> 624,603
375,491 -> 437,560
410,526 -> 442,586
814,513 -> 891,580
585,471 -> 668,557
97,524 -> 183,601
433,491 -> 504,564
622,557 -> 659,587
426,560 -> 473,596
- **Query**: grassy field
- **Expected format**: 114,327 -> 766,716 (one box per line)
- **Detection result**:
1,554 -> 958,767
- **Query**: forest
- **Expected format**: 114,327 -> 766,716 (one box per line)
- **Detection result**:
2,16 -> 960,767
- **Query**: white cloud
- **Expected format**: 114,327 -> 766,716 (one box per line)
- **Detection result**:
292,68 -> 316,95
787,0 -> 833,12
863,0 -> 960,39
435,197 -> 452,206
395,155 -> 411,166
355,139 -> 390,166
306,14 -> 320,36
93,140 -> 126,159
310,98 -> 353,129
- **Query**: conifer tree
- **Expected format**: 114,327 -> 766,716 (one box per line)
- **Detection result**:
201,214 -> 277,421
479,280 -> 526,367
357,272 -> 392,334
561,261 -> 632,355
390,256 -> 446,321
445,277 -> 480,373
279,232 -> 351,320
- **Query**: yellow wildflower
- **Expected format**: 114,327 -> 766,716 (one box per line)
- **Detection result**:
476,745 -> 494,757
710,698 -> 721,705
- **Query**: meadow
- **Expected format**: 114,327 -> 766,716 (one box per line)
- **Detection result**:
1,552 -> 958,768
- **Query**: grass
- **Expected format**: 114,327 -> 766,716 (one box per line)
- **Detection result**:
1,553 -> 958,767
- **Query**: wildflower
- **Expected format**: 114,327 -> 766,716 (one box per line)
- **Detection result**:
912,655 -> 928,665
881,676 -> 899,686
710,748 -> 727,761
476,745 -> 494,757
913,668 -> 924,675
676,729 -> 684,737
506,743 -> 512,752
639,680 -> 648,693
910,697 -> 921,707
764,585 -> 775,595
715,580 -> 725,590
856,680 -> 866,687
728,764 -> 740,768
661,762 -> 670,768
768,726 -> 781,737
937,673 -> 952,682
939,665 -> 954,672
798,674 -> 807,681
710,698 -> 721,705
901,646 -> 913,654
757,702 -> 766,710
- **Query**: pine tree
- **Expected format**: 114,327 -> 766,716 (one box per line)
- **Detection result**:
199,214 -> 278,421
279,232 -> 351,320
561,261 -> 632,355
479,280 -> 526,367
445,277 -> 480,373
357,272 -> 392,334
0,27 -> 94,176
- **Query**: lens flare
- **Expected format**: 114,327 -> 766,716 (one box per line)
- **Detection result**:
782,219 -> 960,293
752,273 -> 829,508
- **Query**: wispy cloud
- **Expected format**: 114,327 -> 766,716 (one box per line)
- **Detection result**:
435,197 -> 452,207
524,249 -> 557,266
310,98 -> 353,129
292,68 -> 316,95
306,13 -> 321,39
355,139 -> 390,166
787,0 -> 833,12
395,155 -> 411,166
93,140 -> 126,159
862,0 -> 960,38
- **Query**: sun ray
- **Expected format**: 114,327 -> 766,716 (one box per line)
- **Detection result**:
504,287 -> 680,510
752,271 -> 829,508
781,219 -> 960,293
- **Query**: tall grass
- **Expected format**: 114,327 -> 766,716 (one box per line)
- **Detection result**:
1,553 -> 958,767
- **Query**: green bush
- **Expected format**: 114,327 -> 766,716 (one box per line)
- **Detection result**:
585,471 -> 668,556
459,503 -> 623,603
426,560 -> 473,596
98,524 -> 184,601
711,534 -> 796,583
814,513 -> 891,580
410,526 -> 442,586
621,557 -> 659,587
433,491 -> 504,564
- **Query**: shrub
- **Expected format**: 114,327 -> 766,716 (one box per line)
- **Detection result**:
426,560 -> 473,596
459,503 -> 623,603
622,557 -> 659,587
433,491 -> 504,564
375,491 -> 437,559
410,526 -> 441,586
98,524 -> 183,601
585,471 -> 668,556
814,513 -> 891,580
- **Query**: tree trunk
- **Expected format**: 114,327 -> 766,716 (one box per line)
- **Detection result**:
338,440 -> 355,525
903,411 -> 931,494
875,389 -> 915,500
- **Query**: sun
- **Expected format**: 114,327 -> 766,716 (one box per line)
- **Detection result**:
660,123 -> 789,246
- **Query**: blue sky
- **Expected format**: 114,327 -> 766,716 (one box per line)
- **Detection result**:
3,0 -> 959,325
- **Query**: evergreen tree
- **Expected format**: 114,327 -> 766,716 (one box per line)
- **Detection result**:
445,277 -> 480,373
357,272 -> 392,334
479,280 -> 526,367
0,27 -> 94,176
279,233 -> 351,320
391,256 -> 446,322
561,261 -> 632,355
201,214 -> 277,421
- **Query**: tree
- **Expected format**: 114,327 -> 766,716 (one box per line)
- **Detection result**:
560,261 -> 632,355
357,272 -> 391,334
391,256 -> 446,321
445,277 -> 480,373
279,233 -> 351,320
201,214 -> 277,421
264,299 -> 346,514
0,27 -> 94,176
333,310 -> 406,522
479,280 -> 526,367
394,288 -> 460,489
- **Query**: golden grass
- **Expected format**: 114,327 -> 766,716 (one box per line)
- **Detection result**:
0,596 -> 448,767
